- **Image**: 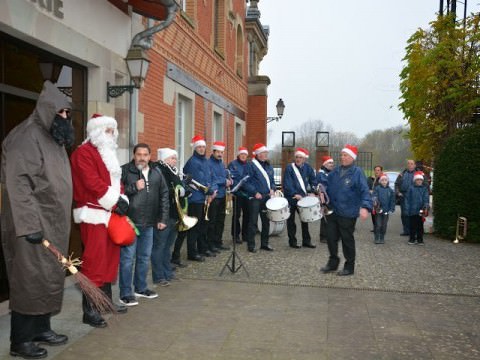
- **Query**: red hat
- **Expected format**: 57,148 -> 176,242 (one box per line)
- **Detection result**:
237,146 -> 248,156
86,113 -> 117,136
294,147 -> 309,158
413,171 -> 424,181
191,135 -> 206,148
379,173 -> 388,181
252,143 -> 268,155
322,155 -> 333,166
212,141 -> 226,151
341,144 -> 358,160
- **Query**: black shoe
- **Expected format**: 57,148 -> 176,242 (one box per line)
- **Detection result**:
10,342 -> 47,359
83,312 -> 107,328
171,259 -> 188,268
32,331 -> 68,346
248,248 -> 257,253
260,245 -> 274,251
337,269 -> 354,276
319,237 -> 327,243
210,247 -> 220,253
115,304 -> 128,314
201,250 -> 216,257
303,243 -> 316,248
289,244 -> 301,249
400,232 -> 410,236
217,245 -> 230,251
234,237 -> 242,244
320,264 -> 338,273
188,255 -> 205,262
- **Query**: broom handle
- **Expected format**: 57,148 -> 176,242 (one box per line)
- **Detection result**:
42,239 -> 78,275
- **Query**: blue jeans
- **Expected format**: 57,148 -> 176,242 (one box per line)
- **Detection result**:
151,219 -> 177,282
119,226 -> 154,298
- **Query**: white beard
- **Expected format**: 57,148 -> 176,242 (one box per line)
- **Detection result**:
89,129 -> 121,178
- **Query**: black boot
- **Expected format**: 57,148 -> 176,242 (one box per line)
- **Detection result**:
101,283 -> 127,314
379,234 -> 385,244
374,234 -> 381,244
10,342 -> 47,359
82,294 -> 107,328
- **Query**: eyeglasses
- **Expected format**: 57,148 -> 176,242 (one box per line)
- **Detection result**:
57,109 -> 71,116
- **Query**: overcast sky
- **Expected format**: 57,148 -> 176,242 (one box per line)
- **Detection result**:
258,0 -> 477,146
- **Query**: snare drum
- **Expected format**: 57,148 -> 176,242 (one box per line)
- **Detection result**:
258,216 -> 286,236
297,196 -> 322,223
266,197 -> 290,222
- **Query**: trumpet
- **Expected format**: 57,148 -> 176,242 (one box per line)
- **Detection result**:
174,185 -> 198,231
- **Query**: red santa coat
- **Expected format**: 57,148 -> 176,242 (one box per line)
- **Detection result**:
70,141 -> 124,286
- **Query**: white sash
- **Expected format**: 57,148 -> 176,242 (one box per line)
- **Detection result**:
252,158 -> 271,190
291,163 -> 307,194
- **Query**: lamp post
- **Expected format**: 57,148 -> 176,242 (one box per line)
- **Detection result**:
106,47 -> 151,102
267,98 -> 285,123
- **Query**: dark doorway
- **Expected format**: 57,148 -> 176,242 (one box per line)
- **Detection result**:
0,32 -> 87,302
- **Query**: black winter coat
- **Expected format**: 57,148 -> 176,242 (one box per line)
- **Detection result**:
155,161 -> 189,220
121,161 -> 169,227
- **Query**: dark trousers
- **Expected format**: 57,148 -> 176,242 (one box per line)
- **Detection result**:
320,217 -> 327,240
247,198 -> 269,250
326,213 -> 357,271
408,215 -> 424,241
374,213 -> 389,237
171,230 -> 187,262
11,311 -> 50,344
400,197 -> 410,234
287,204 -> 311,246
186,203 -> 208,257
231,195 -> 249,241
371,213 -> 377,230
206,197 -> 226,249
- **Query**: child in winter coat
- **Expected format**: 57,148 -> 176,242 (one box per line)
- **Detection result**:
372,173 -> 396,244
404,171 -> 430,245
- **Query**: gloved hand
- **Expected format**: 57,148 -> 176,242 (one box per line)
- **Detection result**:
114,196 -> 129,216
178,186 -> 186,197
25,231 -> 43,244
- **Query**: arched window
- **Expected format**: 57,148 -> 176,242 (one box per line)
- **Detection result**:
213,0 -> 225,55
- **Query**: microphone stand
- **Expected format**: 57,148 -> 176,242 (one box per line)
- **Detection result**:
219,176 -> 250,277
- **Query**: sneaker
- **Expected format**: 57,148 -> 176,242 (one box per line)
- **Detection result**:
155,280 -> 170,287
134,289 -> 158,299
408,239 -> 416,245
416,240 -> 425,246
119,296 -> 139,306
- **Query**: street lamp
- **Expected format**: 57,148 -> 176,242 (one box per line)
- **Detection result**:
267,98 -> 285,123
106,47 -> 151,102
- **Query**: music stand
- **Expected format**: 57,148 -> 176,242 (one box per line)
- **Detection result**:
219,191 -> 249,277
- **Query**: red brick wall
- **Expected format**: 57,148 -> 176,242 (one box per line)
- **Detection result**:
246,95 -> 267,152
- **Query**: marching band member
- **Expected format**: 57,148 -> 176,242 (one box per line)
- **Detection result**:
183,135 -> 217,261
316,155 -> 334,242
207,141 -> 232,252
283,147 -> 318,249
243,143 -> 276,253
227,147 -> 250,244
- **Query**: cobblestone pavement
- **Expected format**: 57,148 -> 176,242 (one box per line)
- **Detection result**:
0,210 -> 478,359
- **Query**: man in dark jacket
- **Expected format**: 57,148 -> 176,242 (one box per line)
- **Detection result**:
1,81 -> 73,358
119,143 -> 169,306
283,147 -> 318,248
320,145 -> 372,276
316,155 -> 334,243
394,159 -> 416,236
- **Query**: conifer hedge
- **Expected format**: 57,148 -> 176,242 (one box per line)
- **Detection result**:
433,125 -> 480,242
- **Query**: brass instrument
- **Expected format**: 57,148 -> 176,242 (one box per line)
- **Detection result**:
204,197 -> 211,221
316,184 -> 333,216
225,169 -> 232,215
174,185 -> 198,231
190,178 -> 209,193
453,216 -> 467,244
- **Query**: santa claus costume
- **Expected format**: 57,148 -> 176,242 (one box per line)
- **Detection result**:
70,114 -> 128,327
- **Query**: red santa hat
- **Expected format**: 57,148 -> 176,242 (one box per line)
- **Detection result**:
157,148 -> 178,161
379,173 -> 389,181
413,171 -> 424,181
252,143 -> 268,155
322,155 -> 333,166
212,141 -> 226,151
191,135 -> 206,148
237,146 -> 248,156
86,113 -> 117,136
294,147 -> 309,158
341,144 -> 358,160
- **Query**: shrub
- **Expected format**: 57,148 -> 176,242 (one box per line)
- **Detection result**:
433,124 -> 480,242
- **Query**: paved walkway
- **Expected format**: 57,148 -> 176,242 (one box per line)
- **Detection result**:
1,211 -> 479,359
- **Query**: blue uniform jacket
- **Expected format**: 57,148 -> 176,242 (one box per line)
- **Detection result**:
327,165 -> 372,218
404,184 -> 429,216
283,162 -> 317,205
183,151 -> 217,204
243,159 -> 275,198
208,155 -> 227,199
316,166 -> 330,188
373,185 -> 396,213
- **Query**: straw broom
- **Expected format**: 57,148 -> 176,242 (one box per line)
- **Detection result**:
42,239 -> 116,315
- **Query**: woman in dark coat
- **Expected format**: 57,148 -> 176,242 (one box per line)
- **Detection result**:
1,81 -> 73,358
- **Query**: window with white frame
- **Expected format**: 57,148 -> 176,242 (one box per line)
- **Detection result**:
235,122 -> 242,151
176,95 -> 193,169
213,111 -> 223,142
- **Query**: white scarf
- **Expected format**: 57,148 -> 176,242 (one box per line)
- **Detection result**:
291,163 -> 306,194
252,158 -> 270,189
